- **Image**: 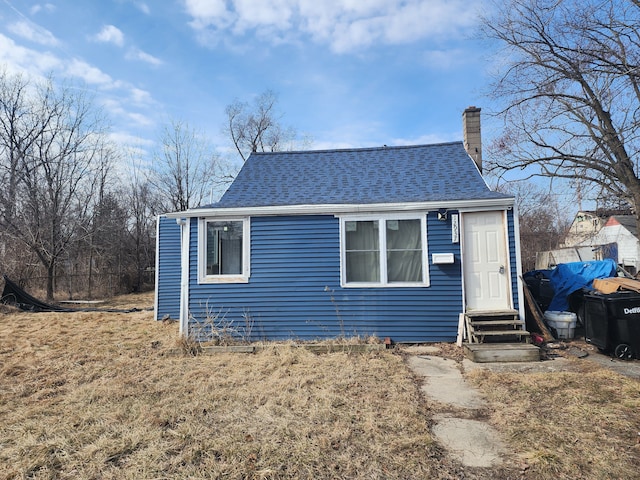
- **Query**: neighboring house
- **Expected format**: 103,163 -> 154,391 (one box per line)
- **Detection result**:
155,109 -> 523,342
536,212 -> 639,273
562,211 -> 607,247
575,215 -> 640,274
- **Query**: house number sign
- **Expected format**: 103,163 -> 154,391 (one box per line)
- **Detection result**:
451,214 -> 459,243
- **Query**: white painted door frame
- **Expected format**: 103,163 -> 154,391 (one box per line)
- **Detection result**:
460,209 -> 513,312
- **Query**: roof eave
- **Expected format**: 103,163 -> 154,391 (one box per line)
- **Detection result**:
165,197 -> 515,218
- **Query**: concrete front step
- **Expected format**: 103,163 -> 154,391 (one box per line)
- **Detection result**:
464,343 -> 541,363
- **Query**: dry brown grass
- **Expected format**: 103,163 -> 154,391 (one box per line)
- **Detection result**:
0,293 -> 461,480
467,360 -> 640,479
1,292 -> 639,479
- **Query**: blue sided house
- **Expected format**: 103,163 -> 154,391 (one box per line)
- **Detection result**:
155,108 -> 524,343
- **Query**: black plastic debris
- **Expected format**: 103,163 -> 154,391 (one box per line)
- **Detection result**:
1,274 -> 142,313
1,275 -> 73,312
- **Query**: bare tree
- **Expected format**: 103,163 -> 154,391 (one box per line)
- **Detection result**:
126,164 -> 161,292
224,89 -> 302,162
148,119 -> 225,212
0,70 -> 113,299
497,181 -> 570,271
0,70 -> 42,228
482,0 -> 640,231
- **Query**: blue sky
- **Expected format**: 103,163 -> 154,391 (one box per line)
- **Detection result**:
0,0 -> 496,166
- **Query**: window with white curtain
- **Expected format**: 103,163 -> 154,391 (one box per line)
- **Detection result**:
341,215 -> 428,287
199,218 -> 250,283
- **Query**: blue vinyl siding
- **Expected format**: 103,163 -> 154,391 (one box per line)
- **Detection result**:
507,209 -> 520,311
186,213 -> 464,342
155,216 -> 182,321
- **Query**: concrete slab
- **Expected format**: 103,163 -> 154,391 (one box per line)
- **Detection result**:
583,350 -> 640,379
407,354 -> 506,468
406,355 -> 485,409
432,415 -> 505,467
462,356 -> 573,374
464,343 -> 540,362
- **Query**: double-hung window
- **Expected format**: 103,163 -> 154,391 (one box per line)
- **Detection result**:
198,218 -> 250,283
341,215 -> 428,287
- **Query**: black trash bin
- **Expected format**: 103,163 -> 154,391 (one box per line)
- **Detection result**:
583,291 -> 640,360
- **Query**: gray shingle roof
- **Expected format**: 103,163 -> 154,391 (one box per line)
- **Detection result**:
611,215 -> 637,237
208,141 -> 510,209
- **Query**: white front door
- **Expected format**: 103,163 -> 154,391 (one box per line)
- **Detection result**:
462,211 -> 511,311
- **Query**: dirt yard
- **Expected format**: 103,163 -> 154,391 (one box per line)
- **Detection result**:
0,292 -> 639,479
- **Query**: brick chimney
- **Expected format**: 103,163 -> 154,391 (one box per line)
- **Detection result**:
462,106 -> 482,173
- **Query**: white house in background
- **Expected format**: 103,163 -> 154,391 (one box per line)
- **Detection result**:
575,215 -> 640,274
562,211 -> 608,247
535,212 -> 639,272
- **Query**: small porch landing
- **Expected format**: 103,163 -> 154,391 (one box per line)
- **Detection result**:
464,343 -> 541,363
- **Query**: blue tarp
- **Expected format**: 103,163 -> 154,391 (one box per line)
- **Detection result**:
547,259 -> 618,311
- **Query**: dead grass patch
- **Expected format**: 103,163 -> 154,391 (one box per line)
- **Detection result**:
467,358 -> 640,479
0,300 -> 466,480
2,293 -> 639,479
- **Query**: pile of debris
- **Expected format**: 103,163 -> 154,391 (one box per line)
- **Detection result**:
523,259 -> 640,360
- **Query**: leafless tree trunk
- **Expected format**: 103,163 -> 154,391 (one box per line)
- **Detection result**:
148,119 -> 225,212
497,181 -> 570,271
0,71 -> 113,300
224,89 -> 306,162
127,162 -> 162,292
482,0 -> 640,232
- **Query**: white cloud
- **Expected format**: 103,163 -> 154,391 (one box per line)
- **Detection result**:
0,31 -> 159,153
102,98 -> 155,128
91,26 -> 162,66
129,87 -> 154,105
92,25 -> 125,47
232,0 -> 293,33
125,48 -> 163,66
30,3 -> 56,15
127,111 -> 155,127
109,131 -> 155,148
135,2 -> 151,15
184,0 -> 231,29
0,34 -> 126,90
0,34 -> 61,76
182,0 -> 481,52
7,21 -> 59,46
66,59 -> 114,85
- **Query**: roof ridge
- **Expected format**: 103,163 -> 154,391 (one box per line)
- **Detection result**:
249,141 -> 463,157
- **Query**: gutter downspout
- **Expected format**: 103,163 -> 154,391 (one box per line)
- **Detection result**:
153,215 -> 161,320
512,203 -> 526,322
176,217 -> 190,337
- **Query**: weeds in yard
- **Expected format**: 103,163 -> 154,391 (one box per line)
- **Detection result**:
324,285 -> 346,338
175,333 -> 202,356
188,303 -> 255,346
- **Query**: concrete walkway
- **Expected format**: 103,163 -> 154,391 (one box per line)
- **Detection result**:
406,353 -> 506,468
405,343 -> 640,468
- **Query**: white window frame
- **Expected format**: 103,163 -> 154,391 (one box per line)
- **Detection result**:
198,217 -> 250,284
339,213 -> 429,288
